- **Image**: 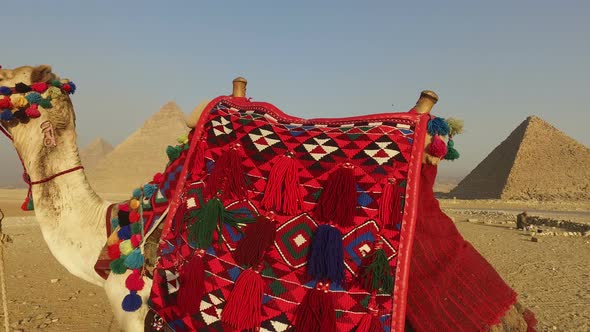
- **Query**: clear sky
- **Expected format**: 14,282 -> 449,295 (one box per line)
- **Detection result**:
1,0 -> 589,186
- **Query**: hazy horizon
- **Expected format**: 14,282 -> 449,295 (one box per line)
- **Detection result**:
1,1 -> 589,187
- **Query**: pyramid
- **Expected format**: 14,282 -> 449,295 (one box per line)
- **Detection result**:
79,138 -> 113,169
86,101 -> 189,194
450,116 -> 590,200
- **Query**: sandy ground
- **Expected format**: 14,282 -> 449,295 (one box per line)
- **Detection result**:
0,190 -> 588,331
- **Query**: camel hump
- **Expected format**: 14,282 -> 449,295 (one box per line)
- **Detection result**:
185,99 -> 212,128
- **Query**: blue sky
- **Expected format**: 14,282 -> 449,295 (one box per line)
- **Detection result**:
1,0 -> 589,186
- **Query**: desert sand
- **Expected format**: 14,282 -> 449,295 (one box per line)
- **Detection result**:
0,189 -> 588,331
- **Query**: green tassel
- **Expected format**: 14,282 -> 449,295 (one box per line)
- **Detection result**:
26,198 -> 34,211
109,257 -> 128,274
446,117 -> 464,137
166,145 -> 182,162
444,140 -> 460,161
185,193 -> 254,249
360,248 -> 394,294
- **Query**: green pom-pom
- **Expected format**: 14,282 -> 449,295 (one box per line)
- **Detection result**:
51,80 -> 62,87
109,257 -> 128,274
132,188 -> 142,199
444,140 -> 460,161
111,217 -> 119,230
166,145 -> 181,162
446,117 -> 464,137
38,98 -> 52,109
131,222 -> 142,235
360,248 -> 394,294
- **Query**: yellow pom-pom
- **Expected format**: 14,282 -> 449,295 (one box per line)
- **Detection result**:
107,231 -> 120,246
119,240 -> 134,255
45,86 -> 62,99
129,199 -> 140,210
10,94 -> 28,109
177,133 -> 189,144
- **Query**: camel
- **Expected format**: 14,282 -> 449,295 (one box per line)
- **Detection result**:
0,65 -> 533,332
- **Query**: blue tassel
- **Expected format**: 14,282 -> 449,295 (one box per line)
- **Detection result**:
124,249 -> 145,269
0,87 -> 11,95
25,92 -> 42,104
132,188 -> 142,199
68,82 -> 76,94
118,225 -> 132,240
143,184 -> 158,199
427,117 -> 450,136
111,217 -> 119,230
308,224 -> 345,286
122,291 -> 142,312
1,109 -> 13,121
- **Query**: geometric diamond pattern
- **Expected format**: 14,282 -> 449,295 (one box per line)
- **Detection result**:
274,213 -> 318,268
342,220 -> 398,275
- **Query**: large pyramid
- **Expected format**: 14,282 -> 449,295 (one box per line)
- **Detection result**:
86,101 -> 188,194
450,116 -> 590,200
79,138 -> 113,169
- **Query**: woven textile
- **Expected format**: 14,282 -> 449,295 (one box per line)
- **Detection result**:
148,96 -> 429,332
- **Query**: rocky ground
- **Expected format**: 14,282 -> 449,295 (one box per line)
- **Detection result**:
0,192 -> 588,331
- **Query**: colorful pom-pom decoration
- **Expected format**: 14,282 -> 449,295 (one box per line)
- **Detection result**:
31,82 -> 49,93
0,96 -> 12,109
122,291 -> 142,312
0,87 -> 11,95
143,184 -> 158,198
25,104 -> 41,118
427,116 -> 450,136
10,94 -> 28,109
1,109 -> 14,121
25,92 -> 42,105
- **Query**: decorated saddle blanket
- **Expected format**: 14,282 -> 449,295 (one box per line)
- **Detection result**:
145,96 -> 429,332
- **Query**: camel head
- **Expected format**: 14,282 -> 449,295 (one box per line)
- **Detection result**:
0,65 -> 79,182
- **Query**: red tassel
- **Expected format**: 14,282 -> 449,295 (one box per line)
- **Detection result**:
221,269 -> 264,330
233,216 -> 276,267
427,134 -> 448,159
379,179 -> 404,227
205,144 -> 248,200
294,283 -> 337,332
314,164 -> 357,227
261,153 -> 302,215
190,137 -> 206,181
125,269 -> 145,291
107,244 -> 121,259
176,250 -> 205,314
356,313 -> 382,332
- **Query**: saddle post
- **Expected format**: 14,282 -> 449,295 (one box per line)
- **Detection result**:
232,77 -> 247,97
413,90 -> 438,114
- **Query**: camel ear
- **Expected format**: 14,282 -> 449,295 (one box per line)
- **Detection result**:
30,65 -> 55,83
185,99 -> 211,128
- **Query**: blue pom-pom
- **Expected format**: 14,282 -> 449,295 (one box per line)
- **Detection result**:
143,184 -> 158,199
308,224 -> 345,286
1,109 -> 14,121
427,117 -> 450,136
25,92 -> 43,104
0,87 -> 11,95
132,188 -> 142,199
124,249 -> 145,269
122,291 -> 142,312
68,82 -> 76,94
110,217 -> 119,230
118,225 -> 132,240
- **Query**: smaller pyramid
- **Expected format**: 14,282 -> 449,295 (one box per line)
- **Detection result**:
79,138 -> 113,169
86,101 -> 189,194
450,116 -> 590,200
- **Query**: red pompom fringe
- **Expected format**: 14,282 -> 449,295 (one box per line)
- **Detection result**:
125,269 -> 145,291
427,135 -> 448,159
0,96 -> 12,109
221,269 -> 264,330
130,234 -> 142,248
107,244 -> 121,259
356,312 -> 382,332
176,251 -> 205,314
153,172 -> 165,184
129,211 -> 140,223
233,216 -> 276,267
31,82 -> 49,93
25,104 -> 41,118
261,154 -> 302,215
314,165 -> 357,227
294,285 -> 337,332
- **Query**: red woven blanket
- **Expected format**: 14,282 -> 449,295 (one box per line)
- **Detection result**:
148,96 -> 429,331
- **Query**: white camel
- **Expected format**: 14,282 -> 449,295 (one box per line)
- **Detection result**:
0,65 -> 210,331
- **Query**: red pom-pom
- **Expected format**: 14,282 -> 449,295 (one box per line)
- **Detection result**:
125,270 -> 145,291
31,82 -> 49,93
25,104 -> 41,118
118,203 -> 129,212
131,234 -> 142,248
427,135 -> 448,159
107,244 -> 121,259
62,83 -> 72,93
153,173 -> 164,184
0,96 -> 12,109
129,211 -> 140,223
